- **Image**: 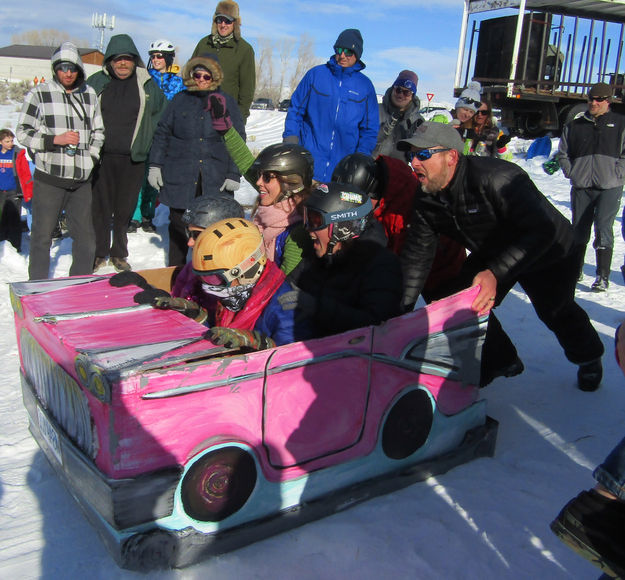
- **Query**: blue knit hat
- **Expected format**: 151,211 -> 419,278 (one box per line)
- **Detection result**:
333,28 -> 363,60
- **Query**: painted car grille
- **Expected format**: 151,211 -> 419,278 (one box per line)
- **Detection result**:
20,329 -> 96,458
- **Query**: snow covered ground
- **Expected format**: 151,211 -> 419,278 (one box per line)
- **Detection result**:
1,106 -> 624,579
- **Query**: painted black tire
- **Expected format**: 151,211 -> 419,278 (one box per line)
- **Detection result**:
382,389 -> 433,459
181,447 -> 256,522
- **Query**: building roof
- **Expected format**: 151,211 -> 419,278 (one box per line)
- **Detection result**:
0,45 -> 102,59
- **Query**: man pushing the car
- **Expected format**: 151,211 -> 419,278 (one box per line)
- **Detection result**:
398,122 -> 604,390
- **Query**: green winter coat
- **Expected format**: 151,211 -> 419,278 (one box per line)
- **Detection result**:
192,35 -> 255,121
87,34 -> 166,162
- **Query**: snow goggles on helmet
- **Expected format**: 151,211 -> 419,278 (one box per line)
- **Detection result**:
303,208 -> 327,232
194,239 -> 265,287
408,148 -> 452,162
335,47 -> 355,57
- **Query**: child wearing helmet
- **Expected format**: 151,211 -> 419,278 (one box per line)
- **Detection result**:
169,189 -> 245,316
188,217 -> 311,348
279,182 -> 403,338
204,93 -> 314,275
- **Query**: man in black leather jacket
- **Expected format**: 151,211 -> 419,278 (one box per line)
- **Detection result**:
398,122 -> 604,391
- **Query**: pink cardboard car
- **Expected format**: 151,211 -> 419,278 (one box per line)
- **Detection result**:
10,271 -> 497,569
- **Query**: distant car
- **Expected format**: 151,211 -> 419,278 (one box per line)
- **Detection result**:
250,98 -> 274,110
278,99 -> 291,112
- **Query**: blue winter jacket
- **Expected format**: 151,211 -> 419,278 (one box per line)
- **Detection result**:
148,69 -> 185,101
283,57 -> 379,181
255,280 -> 312,346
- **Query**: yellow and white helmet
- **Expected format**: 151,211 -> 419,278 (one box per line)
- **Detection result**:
192,218 -> 266,286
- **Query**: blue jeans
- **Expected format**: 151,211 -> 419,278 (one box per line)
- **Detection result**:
594,436 -> 625,500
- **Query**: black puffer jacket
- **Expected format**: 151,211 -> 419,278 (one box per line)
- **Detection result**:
292,238 -> 403,337
401,155 -> 574,305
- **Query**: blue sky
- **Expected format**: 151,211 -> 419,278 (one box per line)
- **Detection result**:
1,0 -> 464,102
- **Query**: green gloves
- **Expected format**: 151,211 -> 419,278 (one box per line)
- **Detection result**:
209,327 -> 276,350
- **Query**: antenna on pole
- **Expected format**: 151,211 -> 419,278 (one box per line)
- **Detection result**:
91,12 -> 116,53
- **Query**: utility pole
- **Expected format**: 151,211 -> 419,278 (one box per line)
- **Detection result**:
91,13 -> 115,53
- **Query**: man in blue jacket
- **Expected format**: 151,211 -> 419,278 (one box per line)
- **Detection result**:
283,29 -> 379,181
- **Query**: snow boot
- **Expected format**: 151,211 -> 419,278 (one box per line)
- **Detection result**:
550,489 -> 625,579
591,248 -> 612,292
141,218 -> 156,233
577,359 -> 602,391
127,220 -> 140,234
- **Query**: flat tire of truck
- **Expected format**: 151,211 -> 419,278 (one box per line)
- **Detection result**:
180,447 -> 257,522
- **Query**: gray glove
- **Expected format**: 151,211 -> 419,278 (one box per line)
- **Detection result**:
220,178 -> 240,193
278,286 -> 316,318
148,166 -> 163,191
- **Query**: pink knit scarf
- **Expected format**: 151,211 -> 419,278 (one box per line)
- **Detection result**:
253,198 -> 301,261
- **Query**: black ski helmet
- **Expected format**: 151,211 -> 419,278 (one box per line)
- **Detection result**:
182,192 -> 245,229
331,153 -> 382,200
303,182 -> 372,245
251,143 -> 314,192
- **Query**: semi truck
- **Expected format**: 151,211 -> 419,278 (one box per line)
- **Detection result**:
454,0 -> 625,136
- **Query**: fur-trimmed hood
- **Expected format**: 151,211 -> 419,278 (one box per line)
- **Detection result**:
211,0 -> 242,40
182,55 -> 223,91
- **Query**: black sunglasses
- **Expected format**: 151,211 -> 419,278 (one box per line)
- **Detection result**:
186,228 -> 203,241
335,47 -> 355,57
193,72 -> 212,81
260,171 -> 278,184
150,53 -> 165,60
56,63 -> 78,73
215,16 -> 234,24
588,96 -> 609,102
408,148 -> 452,162
476,109 -> 490,115
394,86 -> 413,97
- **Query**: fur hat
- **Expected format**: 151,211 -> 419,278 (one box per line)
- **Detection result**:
455,81 -> 482,113
212,0 -> 241,40
334,29 -> 364,61
393,70 -> 418,94
182,55 -> 224,91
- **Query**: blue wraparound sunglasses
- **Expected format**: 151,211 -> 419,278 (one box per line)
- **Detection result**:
408,148 -> 452,162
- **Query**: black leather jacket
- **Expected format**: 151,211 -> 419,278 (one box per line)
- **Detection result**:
400,156 -> 574,305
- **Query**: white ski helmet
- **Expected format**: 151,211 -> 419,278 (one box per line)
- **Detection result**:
149,39 -> 175,53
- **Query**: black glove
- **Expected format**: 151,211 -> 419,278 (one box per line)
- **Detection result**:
109,271 -> 150,289
209,327 -> 275,350
496,134 -> 511,149
152,295 -> 208,323
133,287 -> 171,305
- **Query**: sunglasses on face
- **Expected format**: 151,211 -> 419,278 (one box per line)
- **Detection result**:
193,72 -> 213,81
150,53 -> 165,60
476,109 -> 489,115
335,47 -> 355,57
394,86 -> 413,97
186,228 -> 203,241
408,148 -> 452,162
260,171 -> 278,184
588,96 -> 609,102
57,63 -> 77,73
215,16 -> 234,25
